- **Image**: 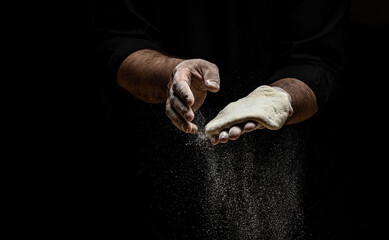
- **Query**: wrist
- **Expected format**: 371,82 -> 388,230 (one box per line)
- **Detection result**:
117,49 -> 183,103
270,78 -> 317,124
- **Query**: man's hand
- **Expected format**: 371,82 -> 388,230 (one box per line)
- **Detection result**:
205,85 -> 293,145
117,50 -> 220,134
166,59 -> 220,133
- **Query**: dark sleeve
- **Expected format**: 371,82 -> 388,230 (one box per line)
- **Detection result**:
95,1 -> 162,77
267,0 -> 350,110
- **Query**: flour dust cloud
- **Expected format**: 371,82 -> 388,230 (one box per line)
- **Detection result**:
183,111 -> 306,240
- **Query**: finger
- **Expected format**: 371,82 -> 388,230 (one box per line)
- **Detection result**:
169,88 -> 194,122
173,68 -> 195,106
186,122 -> 198,134
228,126 -> 242,140
210,136 -> 219,145
166,99 -> 186,131
243,121 -> 259,132
218,131 -> 229,143
166,100 -> 198,133
202,64 -> 220,92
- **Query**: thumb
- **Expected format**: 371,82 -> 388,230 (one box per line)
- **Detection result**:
202,64 -> 220,92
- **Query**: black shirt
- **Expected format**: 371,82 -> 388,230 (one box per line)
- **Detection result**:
96,0 -> 350,110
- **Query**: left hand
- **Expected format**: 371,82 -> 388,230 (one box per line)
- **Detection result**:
205,85 -> 293,145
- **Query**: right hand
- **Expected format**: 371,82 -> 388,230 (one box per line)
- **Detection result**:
166,59 -> 220,133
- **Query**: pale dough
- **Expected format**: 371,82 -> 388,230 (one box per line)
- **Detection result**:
205,85 -> 291,138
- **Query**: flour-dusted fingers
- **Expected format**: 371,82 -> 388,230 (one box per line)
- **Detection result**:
166,98 -> 197,133
209,122 -> 259,145
167,67 -> 198,133
168,87 -> 194,122
166,59 -> 220,133
172,67 -> 195,107
209,124 -> 243,145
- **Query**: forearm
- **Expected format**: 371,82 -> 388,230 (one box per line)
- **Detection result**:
270,78 -> 318,125
117,49 -> 184,103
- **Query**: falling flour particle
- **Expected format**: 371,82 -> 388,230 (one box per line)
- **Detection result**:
184,111 -> 306,240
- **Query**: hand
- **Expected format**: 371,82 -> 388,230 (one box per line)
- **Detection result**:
205,85 -> 293,145
166,59 -> 220,133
